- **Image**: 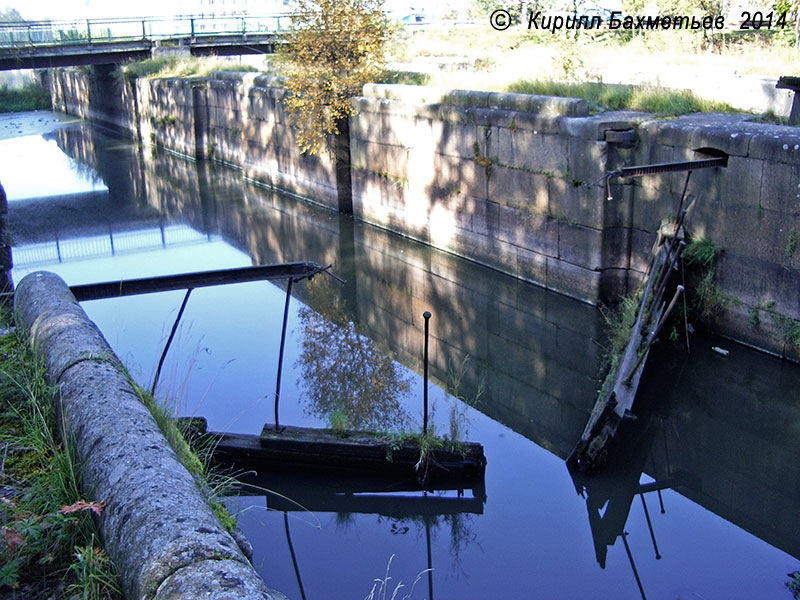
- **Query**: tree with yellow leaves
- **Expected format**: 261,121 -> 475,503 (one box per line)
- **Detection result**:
280,0 -> 391,155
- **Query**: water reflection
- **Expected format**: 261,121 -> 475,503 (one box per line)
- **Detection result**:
8,118 -> 800,599
296,277 -> 413,432
235,468 -> 482,600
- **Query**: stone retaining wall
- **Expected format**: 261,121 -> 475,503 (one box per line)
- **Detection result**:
49,69 -> 800,361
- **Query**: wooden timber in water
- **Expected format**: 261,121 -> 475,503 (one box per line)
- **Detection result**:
567,216 -> 687,474
181,419 -> 486,485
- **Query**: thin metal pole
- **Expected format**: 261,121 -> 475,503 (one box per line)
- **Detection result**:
423,311 -> 431,436
274,278 -> 294,431
639,493 -> 662,560
425,514 -> 434,600
622,531 -> 647,600
151,288 -> 193,396
284,512 -> 307,600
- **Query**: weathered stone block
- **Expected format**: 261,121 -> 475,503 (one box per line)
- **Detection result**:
601,226 -> 632,271
488,165 -> 549,213
720,156 -> 764,209
749,131 -> 800,164
631,188 -> 681,232
568,138 -> 607,183
557,222 -> 604,270
689,124 -> 751,157
511,131 -> 569,176
549,177 -> 605,228
351,140 -> 410,181
432,153 -> 488,200
629,228 -> 658,271
546,256 -> 601,303
715,251 -> 800,319
433,120 -> 480,159
559,111 -> 650,141
760,159 -> 800,213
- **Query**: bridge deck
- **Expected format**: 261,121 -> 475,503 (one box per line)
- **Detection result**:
0,14 -> 286,69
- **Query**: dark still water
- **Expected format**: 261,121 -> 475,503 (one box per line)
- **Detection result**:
3,117 -> 800,599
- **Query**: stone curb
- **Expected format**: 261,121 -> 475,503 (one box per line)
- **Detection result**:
13,271 -> 287,600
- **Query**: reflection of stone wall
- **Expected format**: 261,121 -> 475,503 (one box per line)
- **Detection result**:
144,150 -> 604,455
49,70 -> 800,360
640,339 -> 800,560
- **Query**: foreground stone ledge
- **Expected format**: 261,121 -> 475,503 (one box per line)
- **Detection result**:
13,271 -> 286,600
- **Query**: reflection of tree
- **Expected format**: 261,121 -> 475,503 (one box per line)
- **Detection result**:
295,278 -> 412,432
380,510 -> 478,573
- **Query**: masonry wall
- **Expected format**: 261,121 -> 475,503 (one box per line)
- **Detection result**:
49,69 -> 800,361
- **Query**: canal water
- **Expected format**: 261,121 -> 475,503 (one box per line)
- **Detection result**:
3,115 -> 800,599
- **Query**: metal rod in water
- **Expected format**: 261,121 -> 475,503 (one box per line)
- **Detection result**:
423,311 -> 431,436
151,288 -> 192,396
639,493 -> 662,560
622,531 -> 647,600
426,514 -> 435,600
283,512 -> 307,600
274,277 -> 294,431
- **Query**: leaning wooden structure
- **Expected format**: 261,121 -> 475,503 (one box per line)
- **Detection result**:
567,153 -> 728,473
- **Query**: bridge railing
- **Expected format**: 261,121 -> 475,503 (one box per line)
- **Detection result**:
0,14 -> 292,47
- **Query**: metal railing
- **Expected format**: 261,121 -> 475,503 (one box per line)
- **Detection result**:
0,14 -> 291,48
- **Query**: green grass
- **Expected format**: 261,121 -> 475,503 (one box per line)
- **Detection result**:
118,56 -> 258,81
506,79 -> 736,115
0,85 -> 51,113
0,324 -> 121,598
787,227 -> 797,258
684,237 -> 720,268
376,69 -> 431,85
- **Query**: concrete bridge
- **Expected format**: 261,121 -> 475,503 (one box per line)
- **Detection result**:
0,14 -> 287,70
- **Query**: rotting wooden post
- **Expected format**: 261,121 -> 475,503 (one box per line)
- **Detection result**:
423,311 -> 431,436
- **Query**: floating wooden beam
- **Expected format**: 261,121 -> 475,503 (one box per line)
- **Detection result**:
201,423 -> 486,485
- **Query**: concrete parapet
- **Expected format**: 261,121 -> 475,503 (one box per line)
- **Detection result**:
13,271 -> 287,600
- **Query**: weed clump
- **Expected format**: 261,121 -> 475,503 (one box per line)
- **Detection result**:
506,79 -> 735,115
0,84 -> 51,113
118,56 -> 258,81
0,326 -> 121,598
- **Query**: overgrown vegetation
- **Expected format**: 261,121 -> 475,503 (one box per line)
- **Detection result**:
0,324 -> 121,598
279,0 -> 391,153
597,291 -> 640,397
683,236 -> 728,320
0,84 -> 51,113
117,56 -> 257,81
506,79 -> 736,115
